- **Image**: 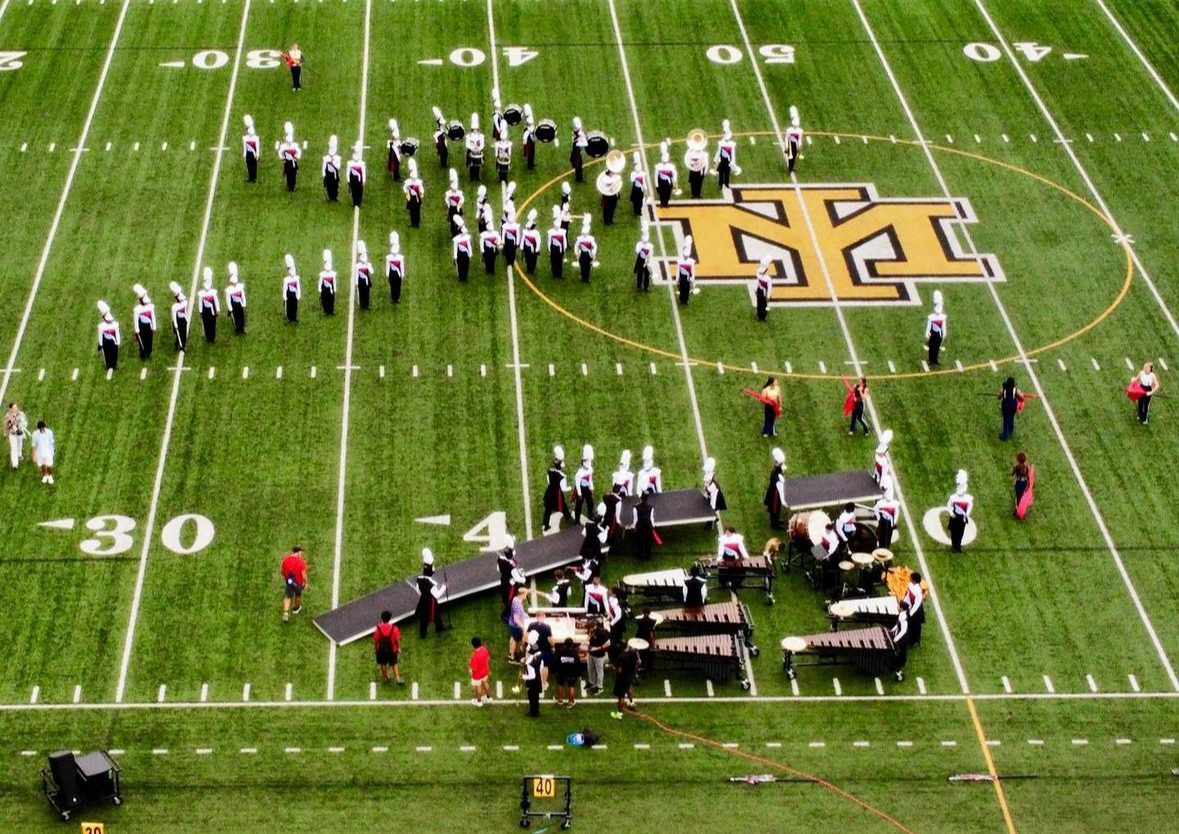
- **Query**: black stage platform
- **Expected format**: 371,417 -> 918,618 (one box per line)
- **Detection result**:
781,470 -> 880,510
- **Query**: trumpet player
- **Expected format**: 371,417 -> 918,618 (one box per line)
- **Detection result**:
628,151 -> 646,216
684,129 -> 708,199
785,106 -> 804,174
713,119 -> 738,190
654,140 -> 677,208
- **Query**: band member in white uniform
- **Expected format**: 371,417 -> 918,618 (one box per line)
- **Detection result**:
464,113 -> 485,182
347,143 -> 366,208
632,222 -> 653,293
628,151 -> 646,216
612,449 -> 634,497
402,157 -> 424,228
596,151 -> 624,225
573,444 -> 594,522
683,130 -> 708,199
547,206 -> 567,279
873,429 -> 894,486
785,106 -> 803,174
521,104 -> 538,170
169,281 -> 189,352
131,284 -> 156,360
474,185 -> 491,235
355,240 -> 373,310
900,572 -> 924,646
386,232 -> 405,304
764,447 -> 787,529
635,445 -> 662,495
386,118 -> 402,181
574,214 -> 597,283
490,87 -> 507,143
717,526 -> 750,560
676,236 -> 696,305
835,502 -> 858,549
322,135 -> 341,202
501,205 -> 521,268
713,119 -> 738,190
444,168 -> 464,237
569,116 -> 588,182
925,290 -> 946,366
431,106 -> 449,169
225,262 -> 247,335
521,209 -> 541,275
479,220 -> 500,276
242,114 -> 260,183
874,485 -> 900,549
96,301 -> 121,370
654,141 -> 677,208
282,253 -> 301,323
1134,361 -> 1160,424
452,218 -> 472,283
198,267 -> 219,343
279,121 -> 301,192
494,134 -> 512,183
946,469 -> 972,553
702,456 -> 727,516
558,181 -> 573,231
318,249 -> 337,316
542,445 -> 572,532
754,255 -> 772,322
501,181 -> 517,228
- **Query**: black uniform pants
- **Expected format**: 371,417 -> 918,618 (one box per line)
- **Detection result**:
756,288 -> 767,321
482,249 -> 496,275
524,139 -> 535,170
466,153 -> 481,182
634,258 -> 650,292
630,185 -> 644,216
574,487 -> 593,522
927,331 -> 942,365
1138,393 -> 1152,423
787,140 -> 800,173
388,272 -> 402,304
850,403 -> 869,434
948,514 -> 966,552
436,139 -> 448,169
324,172 -> 339,202
358,280 -> 371,310
877,518 -> 894,549
524,247 -> 538,274
1000,405 -> 1016,440
497,162 -> 509,183
657,182 -> 672,208
289,64 -> 301,90
636,528 -> 653,560
321,288 -> 335,316
102,341 -> 119,370
201,310 -> 216,343
570,147 -> 584,182
602,195 -> 618,226
407,197 -> 421,228
417,598 -> 445,637
550,246 -> 564,278
348,176 -> 363,208
245,153 -> 257,182
717,160 -> 731,189
230,302 -> 246,334
527,680 -> 541,717
284,160 -> 298,192
286,292 -> 298,323
678,276 -> 691,305
688,170 -> 704,198
137,327 -> 153,360
173,319 -> 188,351
579,252 -> 592,283
456,253 -> 470,283
503,242 -> 517,267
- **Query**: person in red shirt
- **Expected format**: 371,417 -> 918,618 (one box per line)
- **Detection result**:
373,610 -> 404,685
469,636 -> 492,706
280,546 -> 308,622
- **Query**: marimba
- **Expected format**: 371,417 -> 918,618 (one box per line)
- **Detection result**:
620,568 -> 688,602
652,601 -> 758,654
696,555 -> 775,604
652,633 -> 750,689
780,625 -> 903,681
826,595 -> 899,630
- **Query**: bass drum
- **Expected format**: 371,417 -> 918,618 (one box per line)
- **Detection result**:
585,130 -> 609,158
398,137 -> 419,157
534,119 -> 557,143
446,120 -> 465,141
503,104 -> 523,126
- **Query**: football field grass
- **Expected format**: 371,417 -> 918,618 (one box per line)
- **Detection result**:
0,0 -> 1177,830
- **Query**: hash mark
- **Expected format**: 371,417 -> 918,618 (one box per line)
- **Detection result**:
1002,134 -> 1009,143
716,361 -> 724,375
974,134 -> 981,143
241,747 -> 257,754
874,677 -> 884,695
750,361 -> 758,373
1001,675 -> 1012,693
945,134 -> 953,144
1057,359 -> 1066,372
158,684 -> 167,703
1043,675 -> 1055,694
1087,674 -> 1098,692
784,361 -> 792,374
705,680 -> 714,697
1115,738 -> 1132,745
853,740 -> 869,748
1114,133 -> 1122,142
887,360 -> 896,374
819,361 -> 826,374
412,365 -> 419,378
276,366 -> 283,379
310,366 -> 317,379
1072,738 -> 1088,746
369,682 -> 376,701
285,682 -> 292,702
207,367 -> 215,379
833,678 -> 841,696
664,679 -> 672,697
649,362 -> 657,375
941,741 -> 957,747
411,682 -> 419,700
72,685 -> 82,704
809,741 -> 825,748
615,362 -> 623,376
1128,674 -> 1140,692
580,362 -> 588,376
916,676 -> 926,694
480,364 -> 486,378
72,368 -> 79,381
242,683 -> 251,702
140,368 -> 147,380
1125,357 -> 1135,370
765,741 -> 781,748
447,364 -> 453,378
1091,358 -> 1100,371
200,683 -> 208,702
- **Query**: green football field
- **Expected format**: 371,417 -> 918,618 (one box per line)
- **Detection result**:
1,0 -> 1177,830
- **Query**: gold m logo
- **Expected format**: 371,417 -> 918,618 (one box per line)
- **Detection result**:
657,183 -> 1003,305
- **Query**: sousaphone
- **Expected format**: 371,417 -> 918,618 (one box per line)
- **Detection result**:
595,149 -> 626,196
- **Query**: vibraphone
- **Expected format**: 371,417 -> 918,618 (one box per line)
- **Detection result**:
620,568 -> 689,603
652,633 -> 750,689
780,625 -> 903,681
652,601 -> 758,654
826,595 -> 899,630
696,555 -> 775,604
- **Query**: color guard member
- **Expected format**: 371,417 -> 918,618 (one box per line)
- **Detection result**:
684,130 -> 708,199
785,106 -> 803,174
282,253 -> 301,323
754,255 -> 772,322
998,376 -> 1023,440
386,232 -> 405,304
574,214 -> 597,283
633,222 -> 653,292
764,447 -> 787,529
628,151 -> 646,216
431,106 -> 449,169
675,236 -> 696,305
542,445 -> 572,532
355,240 -> 373,310
318,249 -> 337,316
198,267 -> 219,343
632,491 -> 656,559
415,548 -> 448,638
322,135 -> 341,202
403,157 -> 424,228
452,218 -> 472,283
444,168 -> 464,236
521,209 -> 541,275
635,445 -> 662,495
30,420 -> 54,485
573,444 -> 594,522
654,141 -> 677,208
873,429 -> 894,485
714,120 -> 738,189
569,116 -> 588,182
547,206 -> 567,279
131,284 -> 156,360
279,121 -> 301,192
386,118 -> 402,181
947,469 -> 972,553
1132,361 -> 1159,424
242,114 -> 260,183
282,42 -> 303,90
225,262 -> 247,335
96,301 -> 121,370
501,206 -> 521,268
169,282 -> 189,352
480,220 -> 500,276
925,290 -> 946,366
347,143 -> 366,208
465,113 -> 485,182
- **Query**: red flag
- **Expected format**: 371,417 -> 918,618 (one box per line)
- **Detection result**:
743,388 -> 782,417
841,377 -> 856,418
1126,379 -> 1145,402
652,530 -> 663,546
1016,465 -> 1035,519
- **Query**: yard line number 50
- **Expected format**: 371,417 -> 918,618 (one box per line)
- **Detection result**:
81,514 -> 215,557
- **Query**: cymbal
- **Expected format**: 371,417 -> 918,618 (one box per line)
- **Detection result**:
838,560 -> 855,572
851,552 -> 874,566
872,547 -> 894,563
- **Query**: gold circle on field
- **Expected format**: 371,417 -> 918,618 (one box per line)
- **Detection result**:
512,131 -> 1134,381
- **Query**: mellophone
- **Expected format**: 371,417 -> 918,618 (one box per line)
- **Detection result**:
695,554 -> 775,603
652,633 -> 750,689
780,625 -> 904,681
651,601 -> 758,654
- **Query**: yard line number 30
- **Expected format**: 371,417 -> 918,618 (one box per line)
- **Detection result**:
81,514 -> 215,557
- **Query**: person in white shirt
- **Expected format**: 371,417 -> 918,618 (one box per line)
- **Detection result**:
282,254 -> 301,323
198,267 -> 219,343
874,489 -> 900,549
318,249 -> 337,316
169,282 -> 189,352
385,232 -> 405,305
355,240 -> 373,310
322,135 -> 341,202
30,420 -> 54,484
347,143 -> 366,208
785,105 -> 803,173
131,284 -> 156,360
834,502 -> 858,548
946,469 -> 973,553
242,114 -> 260,183
635,445 -> 662,496
5,402 -> 27,469
464,113 -> 485,183
225,262 -> 247,335
1133,361 -> 1160,424
716,526 -> 749,561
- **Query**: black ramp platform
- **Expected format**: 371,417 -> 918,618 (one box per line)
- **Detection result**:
621,489 -> 715,525
781,470 -> 880,511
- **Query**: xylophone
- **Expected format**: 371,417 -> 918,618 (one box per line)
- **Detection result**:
652,633 -> 750,689
780,625 -> 903,681
696,555 -> 775,604
620,568 -> 689,602
826,595 -> 899,630
651,601 -> 758,654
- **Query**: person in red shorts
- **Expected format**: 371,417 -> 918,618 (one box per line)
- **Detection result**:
469,636 -> 492,706
280,546 -> 308,622
373,610 -> 404,685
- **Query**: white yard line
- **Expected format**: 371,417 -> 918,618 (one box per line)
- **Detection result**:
113,0 -> 252,704
851,0 -> 1179,691
0,0 -> 132,408
607,0 -> 708,463
485,0 -> 533,539
970,0 -> 1179,343
1093,0 -> 1179,113
728,0 -> 972,695
326,0 -> 373,701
